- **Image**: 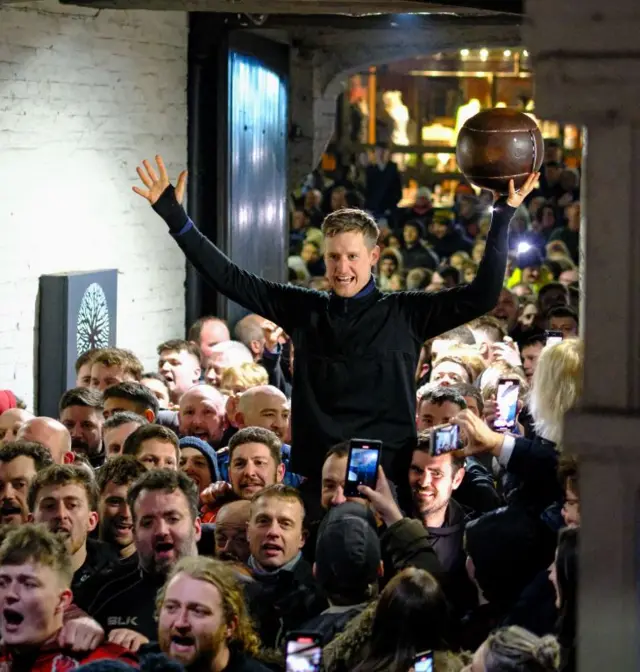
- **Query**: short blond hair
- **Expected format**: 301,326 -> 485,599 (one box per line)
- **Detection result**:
322,209 -> 379,249
0,524 -> 73,588
157,556 -> 261,656
91,347 -> 143,381
219,362 -> 269,394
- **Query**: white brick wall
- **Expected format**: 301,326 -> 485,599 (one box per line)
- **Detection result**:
0,1 -> 188,410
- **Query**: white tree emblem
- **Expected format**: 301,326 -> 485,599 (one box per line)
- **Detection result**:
76,283 -> 110,354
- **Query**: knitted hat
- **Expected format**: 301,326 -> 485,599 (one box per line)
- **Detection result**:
179,436 -> 221,482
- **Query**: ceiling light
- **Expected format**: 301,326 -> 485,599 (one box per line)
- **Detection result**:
480,48 -> 489,61
503,49 -> 511,57
460,49 -> 470,57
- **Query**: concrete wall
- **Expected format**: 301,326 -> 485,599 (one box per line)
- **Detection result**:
0,1 -> 188,408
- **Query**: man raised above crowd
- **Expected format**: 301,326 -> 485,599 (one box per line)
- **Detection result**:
135,156 -> 537,481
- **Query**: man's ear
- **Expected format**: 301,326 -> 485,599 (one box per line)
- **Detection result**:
144,408 -> 155,423
312,562 -> 317,578
370,244 -> 381,267
88,511 -> 99,533
276,463 -> 286,483
452,467 -> 465,490
57,588 -> 73,616
63,451 -> 75,465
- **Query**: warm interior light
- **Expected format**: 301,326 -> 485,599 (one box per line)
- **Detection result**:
503,49 -> 512,57
480,48 -> 489,61
460,49 -> 470,57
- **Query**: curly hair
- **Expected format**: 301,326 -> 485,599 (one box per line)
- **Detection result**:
156,556 -> 262,657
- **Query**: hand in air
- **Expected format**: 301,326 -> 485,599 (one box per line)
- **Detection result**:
133,155 -> 187,206
262,320 -> 287,354
493,171 -> 540,208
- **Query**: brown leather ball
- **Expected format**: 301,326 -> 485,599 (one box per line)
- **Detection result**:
456,108 -> 544,194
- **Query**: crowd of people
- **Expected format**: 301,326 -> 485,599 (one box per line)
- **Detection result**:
0,148 -> 582,671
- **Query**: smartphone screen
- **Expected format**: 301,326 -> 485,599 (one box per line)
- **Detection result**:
285,634 -> 322,672
430,424 -> 460,456
344,439 -> 382,497
545,330 -> 563,347
414,650 -> 434,672
494,378 -> 520,431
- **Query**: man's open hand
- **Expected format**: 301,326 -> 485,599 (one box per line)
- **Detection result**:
133,155 -> 187,206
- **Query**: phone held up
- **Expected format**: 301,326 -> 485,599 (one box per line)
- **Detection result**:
430,424 -> 460,457
285,631 -> 322,672
344,439 -> 383,497
494,377 -> 520,432
545,330 -> 563,347
413,649 -> 434,672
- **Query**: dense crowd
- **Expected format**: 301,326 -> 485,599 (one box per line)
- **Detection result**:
0,147 -> 581,672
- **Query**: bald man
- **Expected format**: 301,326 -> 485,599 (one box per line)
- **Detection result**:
214,499 -> 251,563
234,313 -> 266,362
178,384 -> 226,447
16,417 -> 73,464
235,385 -> 290,441
0,408 -> 33,447
218,385 -> 301,487
204,340 -> 254,387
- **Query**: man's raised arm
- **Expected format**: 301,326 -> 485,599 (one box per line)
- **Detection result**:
134,155 -> 314,332
399,172 -> 540,341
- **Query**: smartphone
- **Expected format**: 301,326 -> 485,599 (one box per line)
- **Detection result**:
494,378 -> 520,432
413,650 -> 434,672
285,631 -> 322,672
545,330 -> 563,347
430,424 -> 460,456
344,439 -> 383,497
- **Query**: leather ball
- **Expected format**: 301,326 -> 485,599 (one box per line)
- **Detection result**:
456,108 -> 544,193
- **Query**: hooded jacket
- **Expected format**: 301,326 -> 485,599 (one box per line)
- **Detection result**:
153,187 -> 514,478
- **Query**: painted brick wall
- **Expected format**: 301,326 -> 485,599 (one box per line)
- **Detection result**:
0,1 -> 188,409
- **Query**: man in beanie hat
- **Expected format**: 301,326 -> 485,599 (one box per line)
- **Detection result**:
301,502 -> 383,644
179,436 -> 221,496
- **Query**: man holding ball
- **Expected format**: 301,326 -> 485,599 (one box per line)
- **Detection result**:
134,156 -> 537,482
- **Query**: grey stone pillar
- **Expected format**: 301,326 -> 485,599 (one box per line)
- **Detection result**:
526,0 -> 640,669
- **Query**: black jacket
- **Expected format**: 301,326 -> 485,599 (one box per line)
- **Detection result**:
72,538 -> 120,593
244,557 -> 327,649
153,187 -> 513,479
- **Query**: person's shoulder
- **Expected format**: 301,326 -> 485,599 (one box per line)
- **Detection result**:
232,650 -> 278,671
82,640 -> 139,664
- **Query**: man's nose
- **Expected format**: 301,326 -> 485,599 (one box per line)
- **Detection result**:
154,519 -> 170,537
331,485 -> 347,507
418,471 -> 432,488
174,607 -> 191,629
161,361 -> 172,372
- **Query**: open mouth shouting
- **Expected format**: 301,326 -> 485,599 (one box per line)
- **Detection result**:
3,607 -> 24,636
169,633 -> 197,660
334,275 -> 355,290
260,541 -> 283,560
0,501 -> 23,523
154,540 -> 176,563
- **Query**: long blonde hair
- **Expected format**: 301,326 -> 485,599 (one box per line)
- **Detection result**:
528,339 -> 583,444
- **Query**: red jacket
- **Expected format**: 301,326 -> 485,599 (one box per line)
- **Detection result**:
0,634 -> 138,670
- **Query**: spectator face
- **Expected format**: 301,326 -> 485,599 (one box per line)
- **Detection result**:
247,496 -> 305,570
141,377 -> 171,410
229,443 -> 283,500
331,188 -> 347,211
462,395 -> 481,418
99,481 -> 135,554
292,210 -> 307,231
90,363 -> 135,392
431,361 -> 470,387
521,265 -> 541,284
463,266 -> 476,283
430,221 -> 448,239
426,272 -> 445,292
416,399 -> 464,431
566,202 -> 581,231
539,286 -> 569,316
321,453 -> 368,510
198,320 -> 231,360
179,448 -> 213,494
549,315 -> 578,339
472,242 -> 485,264
559,269 -> 579,286
60,405 -> 103,459
158,571 -> 229,669
403,224 -> 419,245
324,232 -> 380,298
546,164 -> 562,184
0,561 -> 71,647
490,288 -> 519,332
214,501 -> 251,563
137,439 -> 178,471
409,452 -> 464,521
521,342 -> 544,382
562,483 -> 580,528
0,409 -> 32,447
540,206 -> 556,230
301,243 -> 320,264
103,422 -> 141,460
134,488 -> 201,576
237,392 -> 290,441
158,349 -> 201,402
0,456 -> 38,525
32,483 -> 98,558
379,257 -> 397,278
518,302 -> 537,330
179,388 -> 225,446
76,362 -> 93,388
